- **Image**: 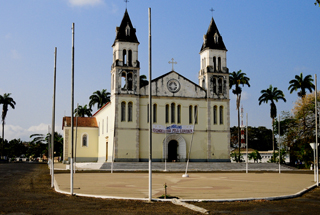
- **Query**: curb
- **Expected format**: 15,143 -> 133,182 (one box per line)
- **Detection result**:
53,176 -> 318,203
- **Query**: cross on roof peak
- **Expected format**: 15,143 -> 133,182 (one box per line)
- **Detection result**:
168,58 -> 177,71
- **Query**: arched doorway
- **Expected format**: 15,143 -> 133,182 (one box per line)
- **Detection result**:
168,140 -> 178,162
163,134 -> 186,162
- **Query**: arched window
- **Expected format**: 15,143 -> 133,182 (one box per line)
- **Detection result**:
177,105 -> 181,124
218,57 -> 221,71
220,106 -> 224,124
127,72 -> 133,90
171,103 -> 175,123
212,77 -> 217,94
194,105 -> 198,124
189,105 -> 193,124
123,49 -> 127,65
82,134 -> 88,147
121,102 -> 126,121
128,102 -> 133,122
202,58 -> 206,69
214,33 -> 219,44
218,78 -> 223,93
128,50 -> 132,66
125,25 -> 130,36
213,106 -> 217,125
121,72 -> 126,89
213,57 -> 216,72
153,104 -> 157,123
165,104 -> 169,123
202,78 -> 205,89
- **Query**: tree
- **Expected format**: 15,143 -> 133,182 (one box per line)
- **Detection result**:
248,150 -> 262,163
231,126 -> 273,151
229,70 -> 250,162
74,104 -> 92,117
315,0 -> 320,6
0,93 -> 16,158
281,92 -> 320,167
288,73 -> 315,98
89,89 -> 110,110
140,75 -> 149,88
230,152 -> 244,163
258,85 -> 286,162
28,133 -> 48,159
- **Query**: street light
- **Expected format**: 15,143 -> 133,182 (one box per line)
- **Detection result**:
310,142 -> 318,182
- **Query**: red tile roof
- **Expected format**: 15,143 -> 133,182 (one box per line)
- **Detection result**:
62,117 -> 98,130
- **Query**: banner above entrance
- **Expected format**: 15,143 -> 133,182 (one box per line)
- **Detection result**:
152,124 -> 194,134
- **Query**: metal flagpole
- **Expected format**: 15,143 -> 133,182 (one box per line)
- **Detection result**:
246,113 -> 248,174
278,114 -> 281,174
183,106 -> 198,178
48,125 -> 51,175
51,47 -> 57,188
74,103 -> 79,174
148,7 -> 152,201
164,125 -> 167,172
315,74 -> 318,186
70,22 -> 75,195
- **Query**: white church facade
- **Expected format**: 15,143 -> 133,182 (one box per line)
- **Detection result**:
63,9 -> 231,163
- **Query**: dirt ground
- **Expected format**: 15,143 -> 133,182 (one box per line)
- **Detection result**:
1,163 -> 320,215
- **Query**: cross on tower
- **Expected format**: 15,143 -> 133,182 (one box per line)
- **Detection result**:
168,58 -> 177,71
124,0 -> 129,9
210,8 -> 215,17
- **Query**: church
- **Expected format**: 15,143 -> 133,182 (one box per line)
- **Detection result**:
62,9 -> 230,163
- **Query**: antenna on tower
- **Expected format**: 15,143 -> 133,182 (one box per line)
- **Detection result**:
210,8 -> 215,17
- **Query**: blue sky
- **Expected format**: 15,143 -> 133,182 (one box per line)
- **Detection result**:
0,0 -> 319,141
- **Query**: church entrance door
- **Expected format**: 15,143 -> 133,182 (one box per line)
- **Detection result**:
168,140 -> 178,162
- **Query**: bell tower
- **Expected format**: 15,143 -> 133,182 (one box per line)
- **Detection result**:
111,9 -> 140,96
199,17 -> 229,99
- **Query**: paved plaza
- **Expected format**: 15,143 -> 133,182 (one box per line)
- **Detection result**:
53,162 -> 317,201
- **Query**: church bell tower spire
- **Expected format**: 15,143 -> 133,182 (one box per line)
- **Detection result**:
111,9 -> 140,96
199,17 -> 229,99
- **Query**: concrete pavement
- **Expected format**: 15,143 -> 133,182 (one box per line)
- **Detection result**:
53,162 -> 317,201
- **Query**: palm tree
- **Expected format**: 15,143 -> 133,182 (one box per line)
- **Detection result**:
74,104 -> 92,117
229,70 -> 250,162
140,75 -> 149,88
0,93 -> 16,158
288,73 -> 315,98
258,85 -> 286,161
288,73 -> 315,144
89,89 -> 110,110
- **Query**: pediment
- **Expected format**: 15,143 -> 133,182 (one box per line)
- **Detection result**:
140,71 -> 206,98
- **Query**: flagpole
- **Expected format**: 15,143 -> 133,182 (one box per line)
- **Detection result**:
70,22 -> 75,195
51,47 -> 57,188
246,113 -> 248,173
148,7 -> 152,201
183,106 -> 198,178
278,114 -> 281,174
74,103 -> 78,174
315,74 -> 318,186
